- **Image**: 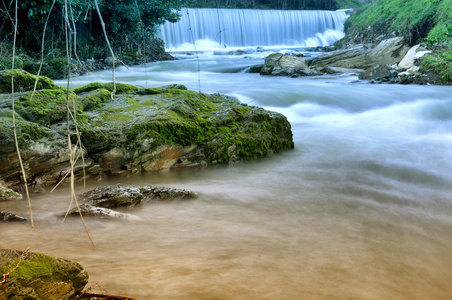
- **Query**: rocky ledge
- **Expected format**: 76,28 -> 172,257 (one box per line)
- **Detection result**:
0,70 -> 294,191
0,248 -> 136,299
0,249 -> 88,299
253,37 -> 435,84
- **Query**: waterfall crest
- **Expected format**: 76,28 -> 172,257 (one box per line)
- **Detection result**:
158,8 -> 347,51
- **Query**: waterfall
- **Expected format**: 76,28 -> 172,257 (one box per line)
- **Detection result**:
158,8 -> 348,51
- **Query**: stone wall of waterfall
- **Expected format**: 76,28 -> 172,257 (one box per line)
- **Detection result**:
158,8 -> 348,50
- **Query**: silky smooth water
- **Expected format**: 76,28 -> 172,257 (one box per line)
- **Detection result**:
2,50 -> 452,299
158,8 -> 347,50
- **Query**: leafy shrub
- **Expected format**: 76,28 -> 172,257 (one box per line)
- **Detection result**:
420,51 -> 452,84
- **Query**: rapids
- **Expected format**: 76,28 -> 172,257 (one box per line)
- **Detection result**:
2,6 -> 452,298
2,49 -> 452,299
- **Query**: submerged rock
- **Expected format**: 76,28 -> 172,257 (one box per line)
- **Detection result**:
66,204 -> 140,220
80,183 -> 198,209
1,211 -> 27,222
0,78 -> 294,187
0,249 -> 88,299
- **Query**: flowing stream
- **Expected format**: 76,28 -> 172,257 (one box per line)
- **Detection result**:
2,9 -> 452,300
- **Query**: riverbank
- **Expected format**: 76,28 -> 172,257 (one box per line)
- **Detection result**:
0,38 -> 175,80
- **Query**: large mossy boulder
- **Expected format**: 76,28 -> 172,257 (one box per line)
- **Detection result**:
0,249 -> 88,300
0,81 -> 294,188
0,70 -> 57,94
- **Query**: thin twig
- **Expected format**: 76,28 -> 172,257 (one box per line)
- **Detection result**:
1,247 -> 30,284
64,0 -> 95,248
93,0 -> 116,100
32,0 -> 57,96
186,8 -> 201,92
11,0 -> 34,228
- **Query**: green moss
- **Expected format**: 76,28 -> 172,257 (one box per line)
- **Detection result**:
0,69 -> 57,94
0,116 -> 49,149
15,89 -> 84,125
104,82 -> 137,94
72,82 -> 105,94
0,249 -> 87,289
77,88 -> 293,164
79,88 -> 112,110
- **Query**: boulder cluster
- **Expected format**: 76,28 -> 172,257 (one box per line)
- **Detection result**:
253,37 -> 433,84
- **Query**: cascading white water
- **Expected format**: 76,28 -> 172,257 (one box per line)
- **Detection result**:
158,8 -> 347,50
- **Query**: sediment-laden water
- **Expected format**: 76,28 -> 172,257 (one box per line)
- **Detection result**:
2,48 -> 452,299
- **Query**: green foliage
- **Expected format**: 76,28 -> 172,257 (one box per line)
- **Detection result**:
23,57 -> 69,80
420,51 -> 452,84
100,0 -> 183,50
0,0 -> 183,60
0,57 -> 24,71
345,0 -> 452,84
345,0 -> 440,42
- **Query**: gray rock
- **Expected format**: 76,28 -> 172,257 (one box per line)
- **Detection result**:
67,204 -> 140,220
104,56 -> 117,66
0,183 -> 22,201
260,53 -> 314,77
0,249 -> 88,300
81,184 -> 144,208
359,65 -> 391,80
309,37 -> 410,71
1,211 -> 27,222
80,183 -> 198,208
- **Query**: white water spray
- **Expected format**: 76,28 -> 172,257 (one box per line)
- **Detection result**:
159,8 -> 347,51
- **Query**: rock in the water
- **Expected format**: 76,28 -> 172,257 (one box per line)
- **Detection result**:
80,183 -> 198,208
67,204 -> 140,220
0,183 -> 22,201
81,184 -> 144,208
260,53 -> 314,76
0,249 -> 89,300
309,37 -> 410,71
359,65 -> 391,80
1,211 -> 27,222
140,185 -> 199,201
0,83 -> 294,187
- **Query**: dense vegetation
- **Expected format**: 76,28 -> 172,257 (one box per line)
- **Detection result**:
0,0 -> 183,78
345,0 -> 452,84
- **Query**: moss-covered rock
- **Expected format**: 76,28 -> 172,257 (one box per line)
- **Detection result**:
15,89 -> 83,126
0,181 -> 22,201
0,70 -> 57,94
0,82 -> 294,187
0,249 -> 88,300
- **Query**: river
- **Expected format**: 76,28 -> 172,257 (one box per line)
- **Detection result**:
2,47 -> 452,299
